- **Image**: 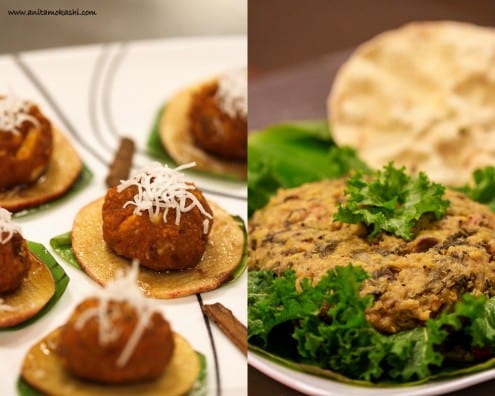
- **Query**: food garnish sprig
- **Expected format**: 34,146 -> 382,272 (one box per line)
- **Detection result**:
334,162 -> 450,240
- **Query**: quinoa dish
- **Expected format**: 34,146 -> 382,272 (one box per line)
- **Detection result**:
249,178 -> 495,334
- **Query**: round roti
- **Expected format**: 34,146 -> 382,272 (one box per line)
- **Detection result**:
22,328 -> 200,396
0,251 -> 55,328
160,79 -> 247,180
71,198 -> 245,298
0,128 -> 83,213
329,21 -> 495,187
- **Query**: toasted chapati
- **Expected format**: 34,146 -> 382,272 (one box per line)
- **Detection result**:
329,21 -> 495,186
71,198 -> 245,298
21,329 -> 200,396
0,128 -> 82,213
0,252 -> 55,328
160,79 -> 247,179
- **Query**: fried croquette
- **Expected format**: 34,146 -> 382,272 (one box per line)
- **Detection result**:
102,182 -> 213,271
0,98 -> 53,190
189,79 -> 247,161
0,231 -> 31,293
58,297 -> 174,384
0,208 -> 30,294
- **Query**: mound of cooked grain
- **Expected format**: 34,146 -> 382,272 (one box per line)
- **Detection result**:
249,179 -> 495,333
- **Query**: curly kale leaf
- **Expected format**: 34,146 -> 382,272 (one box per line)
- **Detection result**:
248,265 -> 495,383
334,163 -> 450,241
456,166 -> 495,212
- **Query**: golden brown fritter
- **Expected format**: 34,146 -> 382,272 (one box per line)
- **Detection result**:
58,298 -> 175,384
0,102 -> 53,190
189,81 -> 247,161
102,184 -> 213,271
0,232 -> 31,293
249,179 -> 495,334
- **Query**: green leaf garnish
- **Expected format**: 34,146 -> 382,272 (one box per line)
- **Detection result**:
2,241 -> 70,331
334,162 -> 450,241
248,121 -> 368,216
17,377 -> 42,396
229,215 -> 248,282
189,352 -> 208,396
456,166 -> 495,212
49,232 -> 81,270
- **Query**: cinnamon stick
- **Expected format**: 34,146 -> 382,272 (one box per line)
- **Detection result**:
202,303 -> 247,355
105,137 -> 135,187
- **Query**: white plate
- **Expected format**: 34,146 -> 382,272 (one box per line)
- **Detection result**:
0,36 -> 247,396
249,346 -> 495,395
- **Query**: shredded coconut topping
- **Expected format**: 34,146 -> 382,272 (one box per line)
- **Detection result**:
0,95 -> 39,134
74,260 -> 163,367
215,68 -> 247,118
0,208 -> 21,244
0,298 -> 14,312
117,162 -> 212,233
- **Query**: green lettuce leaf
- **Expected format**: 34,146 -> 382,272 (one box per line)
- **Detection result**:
248,121 -> 368,216
248,266 -> 495,383
334,163 -> 450,241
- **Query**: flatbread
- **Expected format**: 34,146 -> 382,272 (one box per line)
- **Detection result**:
160,79 -> 247,179
0,251 -> 55,328
21,328 -> 200,396
71,198 -> 245,298
0,128 -> 83,212
329,21 -> 495,186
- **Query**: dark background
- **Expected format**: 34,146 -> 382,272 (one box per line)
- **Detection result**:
249,0 -> 494,73
248,0 -> 495,131
248,1 -> 495,395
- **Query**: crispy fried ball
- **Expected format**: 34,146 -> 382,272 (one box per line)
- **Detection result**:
0,102 -> 53,190
0,232 -> 31,293
102,184 -> 213,271
58,298 -> 175,384
189,81 -> 247,161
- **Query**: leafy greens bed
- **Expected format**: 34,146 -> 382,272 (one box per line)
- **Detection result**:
247,121 -> 495,385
